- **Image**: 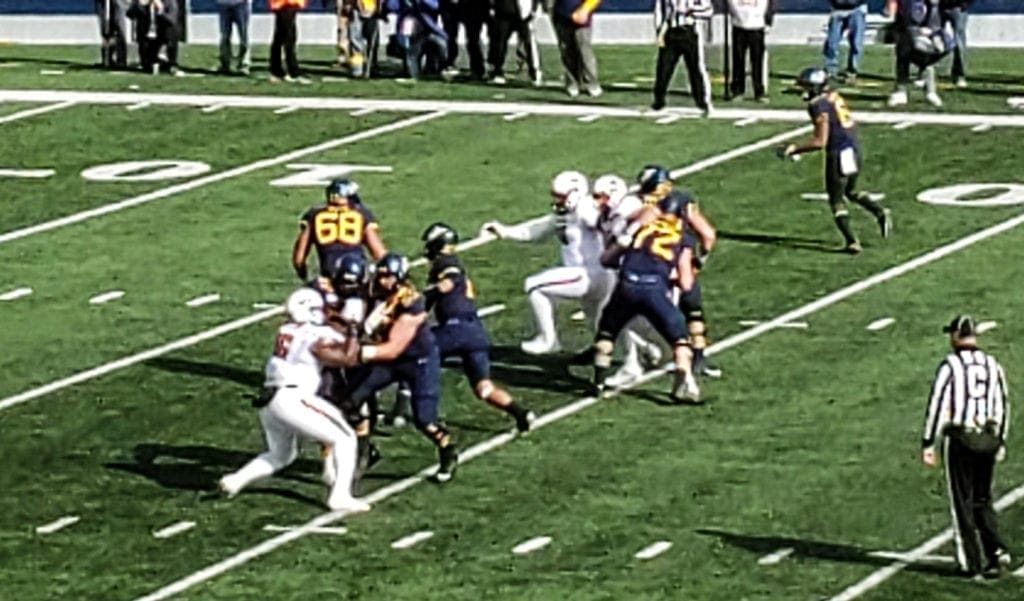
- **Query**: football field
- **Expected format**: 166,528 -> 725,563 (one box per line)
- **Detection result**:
2,44 -> 1024,600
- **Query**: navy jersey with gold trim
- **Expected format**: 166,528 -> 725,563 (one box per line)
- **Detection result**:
425,254 -> 478,324
300,203 -> 378,270
620,217 -> 690,285
808,91 -> 859,154
366,283 -> 435,360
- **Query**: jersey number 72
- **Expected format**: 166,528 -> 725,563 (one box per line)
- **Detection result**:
632,220 -> 682,262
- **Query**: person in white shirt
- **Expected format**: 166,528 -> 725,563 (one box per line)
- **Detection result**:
727,0 -> 775,101
218,288 -> 369,514
482,171 -> 614,355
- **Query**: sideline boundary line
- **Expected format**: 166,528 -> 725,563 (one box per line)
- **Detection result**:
135,199 -> 1024,601
3,90 -> 1024,127
0,124 -> 809,413
0,111 -> 446,246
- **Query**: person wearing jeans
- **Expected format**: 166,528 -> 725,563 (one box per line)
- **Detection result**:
823,0 -> 867,82
941,0 -> 969,87
217,0 -> 251,75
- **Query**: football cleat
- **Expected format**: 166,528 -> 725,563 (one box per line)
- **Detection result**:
435,445 -> 459,483
604,364 -> 643,389
878,209 -> 893,239
514,410 -> 536,434
887,90 -> 908,107
670,371 -> 702,404
844,241 -> 863,255
926,92 -> 943,107
520,336 -> 561,356
218,474 -> 242,499
327,494 -> 371,514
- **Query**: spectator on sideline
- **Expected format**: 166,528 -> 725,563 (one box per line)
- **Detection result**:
940,0 -> 970,88
95,0 -> 130,69
132,0 -> 182,76
217,0 -> 251,75
386,0 -> 449,79
270,0 -> 310,83
551,0 -> 602,97
727,0 -> 775,102
823,0 -> 867,83
886,0 -> 953,107
344,0 -> 381,77
489,0 -> 542,86
440,0 -> 490,80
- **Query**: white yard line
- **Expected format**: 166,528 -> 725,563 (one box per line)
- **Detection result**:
635,541 -> 673,560
758,547 -> 795,565
88,290 -> 125,305
35,515 -> 80,534
126,102 -> 151,111
476,303 -> 505,318
892,121 -> 915,130
153,521 -> 196,539
970,123 -> 993,133
826,483 -> 1024,601
867,551 -> 953,564
512,536 -> 552,555
0,286 -> 32,301
975,320 -> 998,333
0,100 -> 76,125
655,114 -> 681,125
262,525 -> 347,535
0,168 -> 55,178
0,111 -> 446,247
390,530 -> 434,549
133,204 -> 1024,601
610,82 -> 639,90
185,293 -> 221,308
735,116 -> 759,127
4,90 -> 1022,127
866,317 -> 895,331
200,104 -> 225,114
273,106 -> 300,115
577,114 -> 602,123
503,112 -> 529,122
39,69 -> 65,76
738,320 -> 808,329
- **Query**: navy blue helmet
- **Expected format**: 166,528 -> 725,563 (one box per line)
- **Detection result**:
637,165 -> 672,194
325,178 -> 360,203
421,222 -> 459,260
796,67 -> 828,100
328,254 -> 367,295
657,193 -> 687,219
374,252 -> 410,283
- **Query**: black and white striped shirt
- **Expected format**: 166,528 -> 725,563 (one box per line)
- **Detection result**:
922,346 -> 1010,449
655,0 -> 714,30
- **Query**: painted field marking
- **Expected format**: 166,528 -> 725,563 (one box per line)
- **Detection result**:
262,525 -> 348,535
0,111 -> 447,247
89,290 -> 125,305
185,293 -> 221,308
273,106 -> 300,115
350,107 -> 376,116
735,116 -> 759,127
868,551 -> 954,564
153,521 -> 196,539
826,483 -> 1024,601
0,100 -> 76,125
251,302 -> 279,310
201,104 -> 225,114
126,102 -> 151,111
577,114 -> 601,123
570,310 -> 586,322
893,121 -> 915,130
1009,97 -> 1024,110
39,69 -> 65,76
635,541 -> 673,560
610,82 -> 639,90
476,303 -> 505,318
391,530 -> 434,549
655,114 -> 681,125
135,202 -> 1024,601
4,90 -> 1024,128
971,123 -> 993,133
758,547 -> 795,565
0,168 -> 55,178
866,317 -> 895,331
0,287 -> 32,301
512,536 -> 552,555
802,192 -> 885,202
738,319 -> 808,329
975,320 -> 998,333
503,112 -> 529,122
1013,563 -> 1024,578
35,515 -> 80,534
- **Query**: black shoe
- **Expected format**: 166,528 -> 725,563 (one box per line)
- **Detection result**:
436,445 -> 459,483
366,442 -> 382,470
514,409 -> 535,434
651,98 -> 666,111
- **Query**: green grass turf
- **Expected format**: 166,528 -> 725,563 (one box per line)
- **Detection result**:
0,60 -> 1023,600
0,44 -> 1022,114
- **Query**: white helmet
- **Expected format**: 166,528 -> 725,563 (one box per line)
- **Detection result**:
550,170 -> 589,212
592,174 -> 628,210
286,288 -> 326,325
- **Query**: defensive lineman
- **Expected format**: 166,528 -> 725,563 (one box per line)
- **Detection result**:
219,288 -> 370,513
482,171 -> 614,355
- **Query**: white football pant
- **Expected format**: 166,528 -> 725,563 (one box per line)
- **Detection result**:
523,266 -> 614,349
223,388 -> 359,507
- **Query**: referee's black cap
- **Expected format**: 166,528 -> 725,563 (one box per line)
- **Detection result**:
942,315 -> 976,337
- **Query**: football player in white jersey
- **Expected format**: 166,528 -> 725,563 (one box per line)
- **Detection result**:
481,171 -> 615,355
219,288 -> 370,514
592,174 -> 667,386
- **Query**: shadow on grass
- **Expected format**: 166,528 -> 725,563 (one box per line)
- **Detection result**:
697,528 -> 954,576
487,344 -> 593,395
718,230 -> 839,253
145,357 -> 263,388
105,442 -> 324,509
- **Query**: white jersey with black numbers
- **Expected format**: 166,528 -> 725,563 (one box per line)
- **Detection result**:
264,322 -> 346,394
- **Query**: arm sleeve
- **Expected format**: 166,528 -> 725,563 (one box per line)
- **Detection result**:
576,199 -> 602,229
922,362 -> 952,448
501,214 -> 556,242
765,0 -> 777,26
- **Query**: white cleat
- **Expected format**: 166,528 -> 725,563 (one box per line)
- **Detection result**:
925,92 -> 943,107
520,337 -> 561,355
327,495 -> 372,514
671,372 -> 702,404
604,365 -> 644,389
218,474 -> 242,499
887,90 -> 908,107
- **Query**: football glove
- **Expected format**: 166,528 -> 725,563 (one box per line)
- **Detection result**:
480,221 -> 506,239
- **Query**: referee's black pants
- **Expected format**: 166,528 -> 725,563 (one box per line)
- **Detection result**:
653,25 -> 711,111
730,26 -> 766,99
944,432 -> 1006,574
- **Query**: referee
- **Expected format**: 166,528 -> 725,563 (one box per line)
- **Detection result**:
651,0 -> 713,115
922,315 -> 1012,579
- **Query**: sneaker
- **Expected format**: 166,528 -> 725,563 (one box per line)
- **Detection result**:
238,65 -> 250,77
586,85 -> 603,98
913,77 -> 926,89
218,474 -> 242,498
532,73 -> 543,88
955,77 -> 968,89
441,66 -> 459,82
268,74 -> 284,83
754,96 -> 770,104
566,84 -> 580,98
435,445 -> 459,483
170,67 -> 185,77
878,208 -> 893,239
887,90 -> 908,107
670,371 -> 701,404
926,92 -> 943,107
514,410 -> 536,434
489,74 -> 507,86
844,71 -> 858,85
327,494 -> 371,513
520,337 -> 560,355
844,241 -> 863,255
